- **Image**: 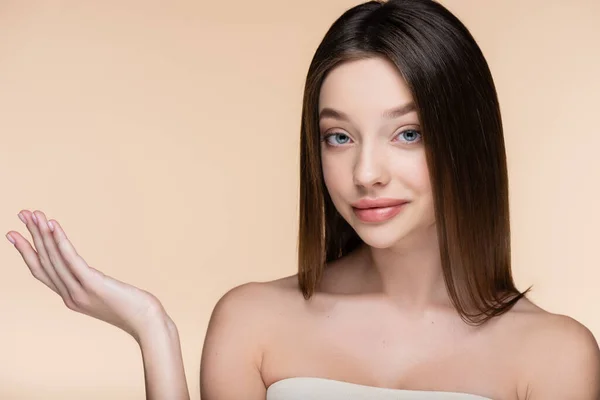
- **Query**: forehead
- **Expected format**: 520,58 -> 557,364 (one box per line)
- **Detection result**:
318,56 -> 414,114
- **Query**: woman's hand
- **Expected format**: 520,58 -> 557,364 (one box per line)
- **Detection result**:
6,209 -> 168,342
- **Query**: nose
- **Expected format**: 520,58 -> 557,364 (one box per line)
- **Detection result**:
352,142 -> 390,189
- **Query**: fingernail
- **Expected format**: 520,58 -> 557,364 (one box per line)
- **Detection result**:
48,221 -> 55,232
6,233 -> 15,245
32,213 -> 38,224
18,213 -> 26,224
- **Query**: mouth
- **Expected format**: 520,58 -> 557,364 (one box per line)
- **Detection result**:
351,202 -> 408,223
351,197 -> 410,209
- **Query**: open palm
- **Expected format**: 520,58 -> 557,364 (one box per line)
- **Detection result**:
6,210 -> 166,341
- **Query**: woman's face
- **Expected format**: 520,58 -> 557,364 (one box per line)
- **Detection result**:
318,56 -> 436,249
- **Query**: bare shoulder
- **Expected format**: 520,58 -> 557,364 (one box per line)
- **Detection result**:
204,274 -> 301,344
211,275 -> 299,319
508,298 -> 600,399
200,275 -> 301,399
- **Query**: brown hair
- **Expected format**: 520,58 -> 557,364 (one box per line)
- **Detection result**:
297,0 -> 531,325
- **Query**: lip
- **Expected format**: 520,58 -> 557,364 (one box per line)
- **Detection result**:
351,198 -> 409,223
351,197 -> 409,209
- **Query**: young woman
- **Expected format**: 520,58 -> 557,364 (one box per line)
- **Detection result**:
6,0 -> 600,399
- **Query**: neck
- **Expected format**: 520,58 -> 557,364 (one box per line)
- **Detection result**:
355,223 -> 452,312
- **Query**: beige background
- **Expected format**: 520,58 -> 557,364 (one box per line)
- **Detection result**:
1,0 -> 598,398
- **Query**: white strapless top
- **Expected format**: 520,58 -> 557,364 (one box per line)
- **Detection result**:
266,377 -> 493,400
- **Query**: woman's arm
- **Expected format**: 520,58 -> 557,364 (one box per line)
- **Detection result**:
6,210 -> 190,400
200,283 -> 268,399
521,314 -> 600,400
138,314 -> 190,400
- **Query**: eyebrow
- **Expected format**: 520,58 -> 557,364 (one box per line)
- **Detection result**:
319,101 -> 417,122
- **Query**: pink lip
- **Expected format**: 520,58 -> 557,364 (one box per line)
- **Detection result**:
351,197 -> 409,209
351,198 -> 409,223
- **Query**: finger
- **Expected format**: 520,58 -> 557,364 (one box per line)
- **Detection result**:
7,229 -> 59,294
22,210 -> 71,300
33,211 -> 83,296
47,219 -> 94,287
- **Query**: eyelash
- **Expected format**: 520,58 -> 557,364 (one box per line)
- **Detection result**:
320,129 -> 422,147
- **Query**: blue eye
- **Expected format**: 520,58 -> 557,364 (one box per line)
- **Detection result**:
321,129 -> 422,147
321,132 -> 351,146
398,129 -> 422,143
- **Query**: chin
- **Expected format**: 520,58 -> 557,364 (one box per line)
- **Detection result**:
348,219 -> 414,250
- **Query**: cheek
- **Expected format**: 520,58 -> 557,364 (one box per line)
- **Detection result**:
321,154 -> 355,220
408,155 -> 435,221
321,154 -> 347,194
392,150 -> 431,194
412,158 -> 432,194
393,152 -> 435,223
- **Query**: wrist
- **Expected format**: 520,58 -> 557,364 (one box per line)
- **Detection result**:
134,311 -> 178,346
134,313 -> 188,400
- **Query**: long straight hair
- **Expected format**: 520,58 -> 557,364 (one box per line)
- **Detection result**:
297,0 -> 531,325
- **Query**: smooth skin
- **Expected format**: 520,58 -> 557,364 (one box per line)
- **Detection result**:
200,56 -> 600,400
7,57 -> 600,400
6,210 -> 189,400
